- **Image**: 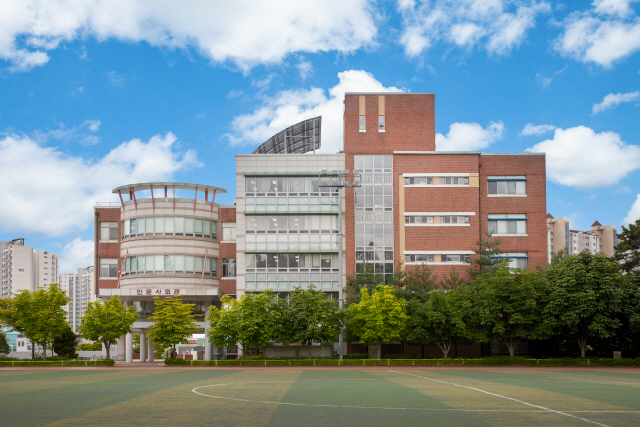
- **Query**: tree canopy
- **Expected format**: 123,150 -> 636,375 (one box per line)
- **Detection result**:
615,217 -> 640,273
349,285 -> 408,359
148,297 -> 199,350
472,268 -> 548,356
79,295 -> 138,359
13,284 -> 69,359
53,325 -> 78,359
468,233 -> 505,277
544,251 -> 627,357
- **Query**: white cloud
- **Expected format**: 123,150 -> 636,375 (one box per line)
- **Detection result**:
623,193 -> 640,225
526,126 -> 640,189
60,238 -> 94,274
224,70 -> 404,153
592,90 -> 640,113
297,58 -> 314,80
554,2 -> 640,68
436,121 -> 504,151
593,0 -> 638,17
536,73 -> 552,87
0,132 -> 200,238
398,0 -> 550,58
520,123 -> 557,136
82,119 -> 101,131
0,0 -> 377,72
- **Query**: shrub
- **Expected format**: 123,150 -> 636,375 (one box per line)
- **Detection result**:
344,353 -> 369,359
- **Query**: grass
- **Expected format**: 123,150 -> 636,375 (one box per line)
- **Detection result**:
1,367 -> 639,426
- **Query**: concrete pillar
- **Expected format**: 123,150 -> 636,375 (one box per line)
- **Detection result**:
147,339 -> 154,362
125,333 -> 133,363
116,335 -> 126,361
139,333 -> 146,362
204,303 -> 212,360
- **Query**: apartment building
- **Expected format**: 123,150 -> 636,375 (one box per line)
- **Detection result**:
546,214 -> 617,262
59,267 -> 95,333
1,239 -> 59,298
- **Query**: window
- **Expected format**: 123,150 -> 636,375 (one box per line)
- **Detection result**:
122,217 -> 216,239
493,253 -> 528,269
359,115 -> 366,131
404,176 -> 468,185
378,115 -> 385,131
124,255 -> 216,276
405,254 -> 471,264
487,176 -> 526,195
99,259 -> 118,279
222,223 -> 236,242
100,222 -> 118,241
488,214 -> 527,235
222,259 -> 236,277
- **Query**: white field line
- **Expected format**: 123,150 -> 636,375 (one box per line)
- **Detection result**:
191,380 -> 640,415
390,370 -> 610,427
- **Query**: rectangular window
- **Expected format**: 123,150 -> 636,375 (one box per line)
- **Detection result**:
488,214 -> 527,235
404,176 -> 467,185
99,259 -> 118,278
100,222 -> 118,241
222,223 -> 236,241
487,176 -> 527,195
359,115 -> 366,131
222,259 -> 236,277
378,115 -> 385,131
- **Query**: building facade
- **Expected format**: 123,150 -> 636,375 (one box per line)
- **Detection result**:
94,183 -> 231,361
1,239 -> 59,298
546,214 -> 617,262
95,92 -> 548,360
59,267 -> 95,333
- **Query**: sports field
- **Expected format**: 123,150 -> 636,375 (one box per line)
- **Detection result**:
1,367 -> 640,426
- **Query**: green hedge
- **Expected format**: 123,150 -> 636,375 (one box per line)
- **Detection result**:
0,359 -> 115,367
164,357 -> 640,368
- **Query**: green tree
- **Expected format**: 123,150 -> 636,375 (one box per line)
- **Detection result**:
349,285 -> 408,359
207,295 -> 241,352
77,342 -> 102,351
472,269 -> 548,356
53,325 -> 78,359
549,248 -> 568,266
441,267 -> 464,291
345,263 -> 383,304
78,295 -> 138,359
615,218 -> 640,273
544,251 -> 627,357
287,286 -> 345,358
237,291 -> 279,357
405,290 -> 469,358
0,298 -> 15,328
468,233 -> 505,277
148,297 -> 198,351
392,262 -> 437,302
13,284 -> 70,359
0,333 -> 10,355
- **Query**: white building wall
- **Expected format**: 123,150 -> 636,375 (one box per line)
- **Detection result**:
34,251 -> 59,289
235,153 -> 346,298
1,245 -> 35,297
59,267 -> 94,333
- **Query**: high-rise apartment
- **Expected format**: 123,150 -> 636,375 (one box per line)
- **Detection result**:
546,214 -> 617,262
59,267 -> 95,333
1,239 -> 59,298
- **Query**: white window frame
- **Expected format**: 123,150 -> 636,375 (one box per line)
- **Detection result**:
487,176 -> 527,197
99,259 -> 118,280
222,223 -> 236,242
488,214 -> 527,236
404,212 -> 474,227
100,222 -> 119,242
403,173 -> 470,187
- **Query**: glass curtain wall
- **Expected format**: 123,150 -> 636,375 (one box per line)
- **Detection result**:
353,155 -> 394,282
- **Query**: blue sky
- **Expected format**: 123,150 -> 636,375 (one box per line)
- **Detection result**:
1,0 -> 639,273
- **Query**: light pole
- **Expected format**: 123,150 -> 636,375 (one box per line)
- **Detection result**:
319,169 -> 360,360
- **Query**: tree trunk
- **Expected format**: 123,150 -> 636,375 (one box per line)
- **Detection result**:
377,342 -> 382,359
308,342 -> 312,359
105,341 -> 111,359
577,337 -> 587,358
504,337 -> 521,357
31,344 -> 35,360
295,345 -> 300,359
438,340 -> 452,358
43,342 -> 46,360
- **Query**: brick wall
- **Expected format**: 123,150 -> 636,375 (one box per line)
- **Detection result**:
95,207 -> 121,293
344,93 -> 436,155
480,154 -> 547,269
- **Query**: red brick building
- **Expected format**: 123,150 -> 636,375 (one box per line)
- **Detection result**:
343,93 -> 546,283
